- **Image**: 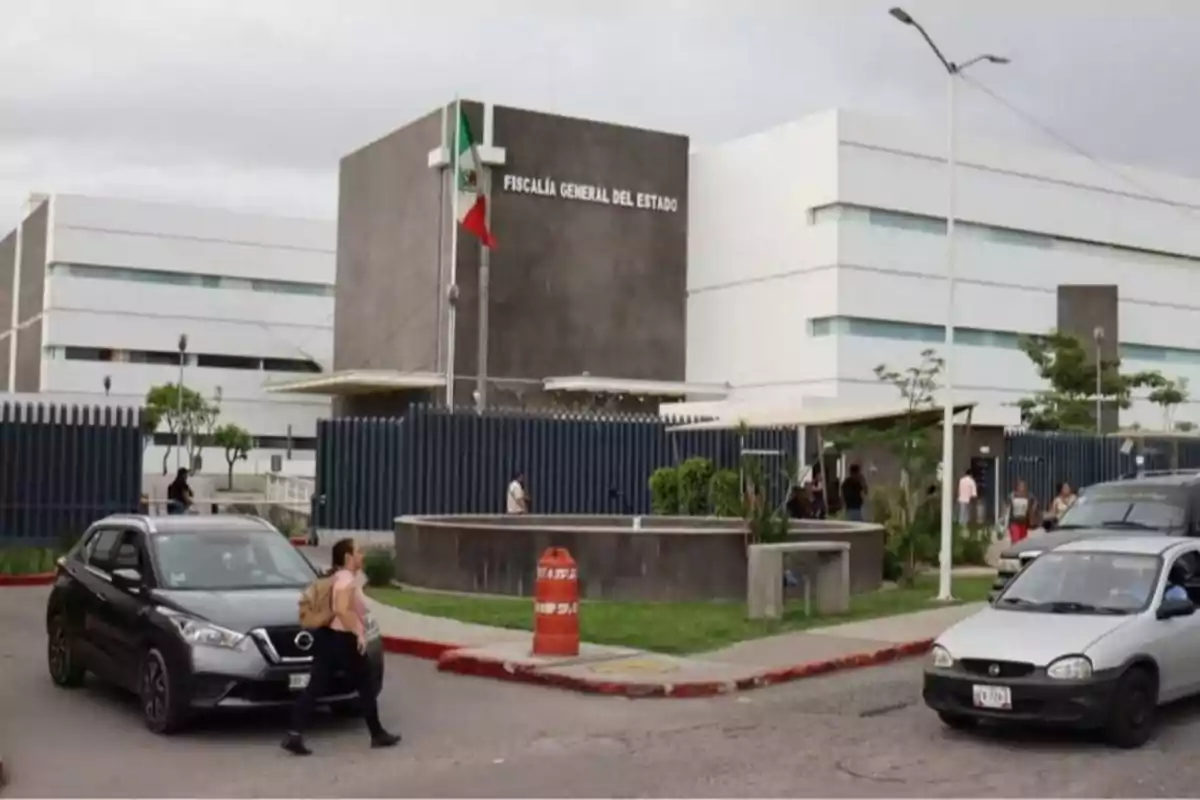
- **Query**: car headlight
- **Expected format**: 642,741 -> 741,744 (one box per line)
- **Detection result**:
159,609 -> 247,650
997,558 -> 1021,574
929,644 -> 954,669
1046,655 -> 1093,680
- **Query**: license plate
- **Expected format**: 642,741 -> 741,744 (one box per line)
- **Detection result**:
972,684 -> 1011,710
289,673 -> 310,691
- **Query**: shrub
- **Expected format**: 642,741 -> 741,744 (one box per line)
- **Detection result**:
0,546 -> 59,576
648,466 -> 681,515
953,523 -> 992,566
362,549 -> 396,587
708,469 -> 742,517
677,457 -> 715,515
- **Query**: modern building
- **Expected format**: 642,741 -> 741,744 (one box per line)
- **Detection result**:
269,100 -> 728,416
0,193 -> 335,472
687,108 -> 1200,430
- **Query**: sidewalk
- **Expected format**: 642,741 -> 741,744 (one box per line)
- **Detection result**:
367,595 -> 984,699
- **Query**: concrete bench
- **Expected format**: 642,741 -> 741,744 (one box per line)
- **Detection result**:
747,541 -> 851,620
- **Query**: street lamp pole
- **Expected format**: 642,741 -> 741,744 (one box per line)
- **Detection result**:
1094,326 -> 1105,435
176,334 -> 188,472
889,7 -> 1009,602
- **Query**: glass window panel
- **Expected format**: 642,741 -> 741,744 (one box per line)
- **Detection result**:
809,318 -> 833,337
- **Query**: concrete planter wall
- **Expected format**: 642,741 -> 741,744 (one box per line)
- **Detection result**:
393,515 -> 885,602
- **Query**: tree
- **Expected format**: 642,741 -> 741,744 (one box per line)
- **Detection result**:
145,383 -> 213,475
1015,331 -> 1165,431
188,390 -> 222,471
212,423 -> 253,490
832,349 -> 945,585
140,405 -> 162,455
1148,377 -> 1189,432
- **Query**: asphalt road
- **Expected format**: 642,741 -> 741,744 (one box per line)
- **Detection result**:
2,585 -> 1197,797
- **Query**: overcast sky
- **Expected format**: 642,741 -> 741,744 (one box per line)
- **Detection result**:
3,0 -> 1198,229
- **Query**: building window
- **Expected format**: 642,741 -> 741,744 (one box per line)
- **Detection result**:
262,357 -> 322,373
809,314 -> 1200,362
196,353 -> 260,370
48,262 -> 333,298
63,346 -> 116,362
127,350 -> 182,366
810,203 -> 1200,270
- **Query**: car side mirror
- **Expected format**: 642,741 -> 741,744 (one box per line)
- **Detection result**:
1157,596 -> 1195,620
111,568 -> 143,592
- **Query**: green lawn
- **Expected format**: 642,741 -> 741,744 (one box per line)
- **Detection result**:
368,574 -> 993,655
0,546 -> 60,576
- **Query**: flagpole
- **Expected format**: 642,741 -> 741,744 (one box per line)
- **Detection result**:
475,109 -> 492,412
445,96 -> 461,408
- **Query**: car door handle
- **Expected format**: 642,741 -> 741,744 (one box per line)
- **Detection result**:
94,593 -> 108,604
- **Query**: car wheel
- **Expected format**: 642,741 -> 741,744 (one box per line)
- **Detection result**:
937,711 -> 978,732
1104,667 -> 1157,749
139,648 -> 188,735
47,615 -> 86,688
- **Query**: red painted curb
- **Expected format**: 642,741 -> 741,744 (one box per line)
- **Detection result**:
430,637 -> 937,698
0,572 -> 56,587
380,635 -> 462,661
289,537 -> 308,547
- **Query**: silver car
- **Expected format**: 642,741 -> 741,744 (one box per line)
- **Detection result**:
924,536 -> 1200,748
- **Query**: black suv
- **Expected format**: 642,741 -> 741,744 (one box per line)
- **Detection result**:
994,472 -> 1200,589
45,514 -> 384,734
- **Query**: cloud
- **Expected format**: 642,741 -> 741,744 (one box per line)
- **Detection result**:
3,0 -> 1199,228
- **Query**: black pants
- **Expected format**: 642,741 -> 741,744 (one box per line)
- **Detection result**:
289,628 -> 383,737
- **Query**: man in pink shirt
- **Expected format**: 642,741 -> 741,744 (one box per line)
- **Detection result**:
957,469 -> 977,528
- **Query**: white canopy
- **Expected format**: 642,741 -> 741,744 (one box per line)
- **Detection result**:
666,401 -> 978,432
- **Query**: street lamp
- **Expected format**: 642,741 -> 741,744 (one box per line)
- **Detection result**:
176,333 -> 188,472
889,7 -> 1009,602
1093,326 -> 1105,435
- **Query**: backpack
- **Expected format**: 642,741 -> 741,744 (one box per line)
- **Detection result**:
298,575 -> 336,629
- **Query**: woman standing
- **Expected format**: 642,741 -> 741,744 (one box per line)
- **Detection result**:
1043,481 -> 1077,531
283,538 -> 400,756
1005,480 -> 1038,545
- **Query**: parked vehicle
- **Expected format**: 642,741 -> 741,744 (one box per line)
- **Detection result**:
926,536 -> 1200,748
994,472 -> 1200,590
45,514 -> 383,734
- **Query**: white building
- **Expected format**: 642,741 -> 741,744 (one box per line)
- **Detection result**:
1,193 -> 335,473
686,108 -> 1200,430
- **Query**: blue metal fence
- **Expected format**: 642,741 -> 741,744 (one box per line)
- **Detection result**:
1002,430 -> 1200,504
314,405 -> 797,531
0,402 -> 144,546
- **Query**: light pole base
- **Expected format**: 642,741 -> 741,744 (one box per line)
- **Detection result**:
933,594 -> 957,604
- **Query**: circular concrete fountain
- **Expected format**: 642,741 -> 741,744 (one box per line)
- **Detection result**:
393,515 -> 885,602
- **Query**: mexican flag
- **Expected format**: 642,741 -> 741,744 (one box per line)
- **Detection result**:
455,108 -> 495,248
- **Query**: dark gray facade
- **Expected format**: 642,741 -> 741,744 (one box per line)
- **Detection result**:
1057,284 -> 1119,433
333,101 -> 689,415
0,230 -> 13,385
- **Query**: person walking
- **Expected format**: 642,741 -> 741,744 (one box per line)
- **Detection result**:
1043,481 -> 1077,531
506,470 -> 529,514
840,464 -> 868,521
809,466 -> 828,519
956,468 -> 977,529
282,538 -> 400,756
1005,479 -> 1038,545
166,468 -> 193,515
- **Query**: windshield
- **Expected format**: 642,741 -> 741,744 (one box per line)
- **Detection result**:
996,550 -> 1163,614
1056,486 -> 1187,531
149,529 -> 317,591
